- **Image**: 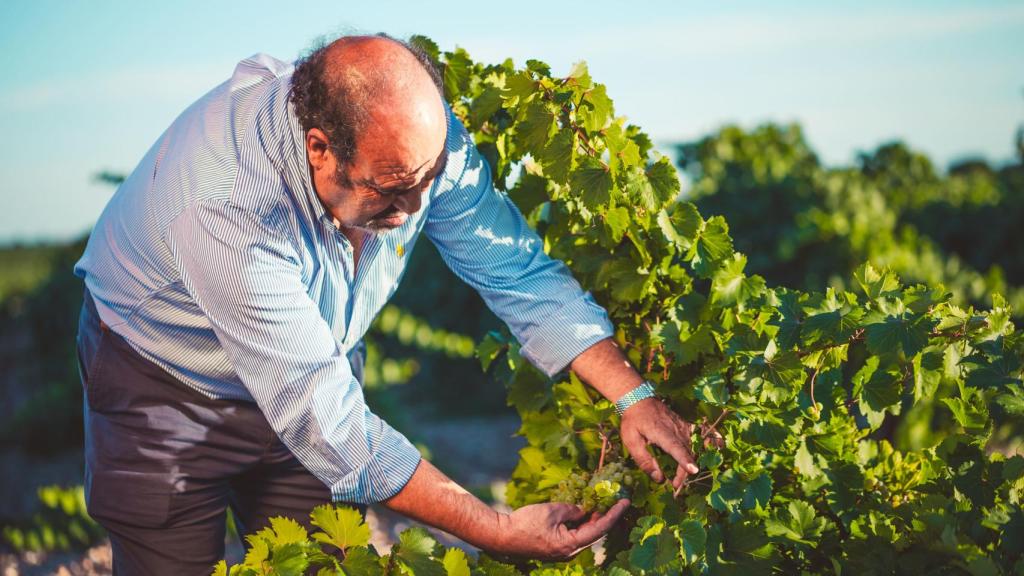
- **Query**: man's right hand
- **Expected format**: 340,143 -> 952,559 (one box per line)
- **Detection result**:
488,499 -> 631,560
384,459 -> 630,561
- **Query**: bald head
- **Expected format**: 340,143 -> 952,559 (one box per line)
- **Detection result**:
290,34 -> 446,169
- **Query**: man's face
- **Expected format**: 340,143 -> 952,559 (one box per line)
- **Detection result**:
307,104 -> 448,234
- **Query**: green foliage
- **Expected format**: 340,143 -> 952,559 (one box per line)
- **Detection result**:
0,244 -> 64,306
365,304 -> 478,390
1,485 -> 105,553
0,236 -> 88,455
439,46 -> 1024,574
675,125 -> 1024,315
215,504 -> 521,576
222,42 -> 1024,575
371,240 -> 505,419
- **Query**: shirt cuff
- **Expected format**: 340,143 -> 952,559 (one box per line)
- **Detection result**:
518,293 -> 615,377
329,424 -> 423,504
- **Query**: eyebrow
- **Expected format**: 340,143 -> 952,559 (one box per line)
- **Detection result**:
362,151 -> 449,195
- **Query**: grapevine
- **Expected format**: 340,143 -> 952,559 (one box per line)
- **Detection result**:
436,38 -> 1024,575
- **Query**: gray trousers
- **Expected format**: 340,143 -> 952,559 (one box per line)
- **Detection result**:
76,290 -> 362,574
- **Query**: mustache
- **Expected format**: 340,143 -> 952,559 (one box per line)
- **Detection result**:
371,207 -> 402,220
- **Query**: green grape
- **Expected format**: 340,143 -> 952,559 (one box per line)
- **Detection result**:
548,461 -> 636,513
551,470 -> 593,506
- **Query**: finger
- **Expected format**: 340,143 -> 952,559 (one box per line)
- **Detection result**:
622,426 -> 664,483
568,499 -> 631,547
651,426 -> 700,477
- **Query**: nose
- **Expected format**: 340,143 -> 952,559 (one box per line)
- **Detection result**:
392,187 -> 424,215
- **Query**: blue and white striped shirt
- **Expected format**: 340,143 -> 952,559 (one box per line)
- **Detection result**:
74,54 -> 613,504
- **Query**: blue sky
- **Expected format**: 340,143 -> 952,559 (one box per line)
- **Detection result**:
1,0 -> 1021,243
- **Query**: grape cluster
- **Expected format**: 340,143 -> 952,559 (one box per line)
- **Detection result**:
551,461 -> 634,513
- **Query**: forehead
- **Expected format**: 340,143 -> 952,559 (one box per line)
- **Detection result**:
356,105 -> 449,182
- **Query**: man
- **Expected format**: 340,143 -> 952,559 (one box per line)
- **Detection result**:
74,34 -> 701,573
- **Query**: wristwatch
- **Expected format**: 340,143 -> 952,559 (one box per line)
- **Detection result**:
614,380 -> 657,416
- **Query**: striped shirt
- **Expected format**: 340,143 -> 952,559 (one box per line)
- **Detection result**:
73,53 -> 613,504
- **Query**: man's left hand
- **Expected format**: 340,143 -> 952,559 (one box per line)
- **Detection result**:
619,397 -> 701,490
568,337 -> 725,490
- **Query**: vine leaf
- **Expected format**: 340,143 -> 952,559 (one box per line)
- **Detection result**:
690,216 -> 734,278
628,516 -> 678,572
268,543 -> 308,575
741,473 -> 773,510
537,128 -> 577,184
942,396 -> 989,432
657,202 -> 701,250
502,70 -> 536,107
678,520 -> 707,565
516,101 -> 556,152
469,83 -> 504,128
695,373 -> 729,405
711,253 -> 766,309
442,48 -> 473,101
342,546 -> 382,576
646,156 -> 681,207
802,307 -> 864,346
855,263 -> 900,300
604,206 -> 631,244
442,548 -> 471,576
864,313 -> 932,358
310,505 -> 370,551
579,84 -> 612,132
765,501 -> 826,544
571,157 -> 614,210
394,527 -> 445,576
962,352 -> 1023,389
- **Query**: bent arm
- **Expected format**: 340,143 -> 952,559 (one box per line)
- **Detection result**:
425,111 -> 613,378
383,457 -> 630,559
381,459 -> 502,551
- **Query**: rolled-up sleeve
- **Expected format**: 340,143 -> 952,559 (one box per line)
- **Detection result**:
166,200 -> 420,503
425,113 -> 614,377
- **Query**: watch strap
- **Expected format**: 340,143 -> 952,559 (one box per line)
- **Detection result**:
615,381 -> 656,416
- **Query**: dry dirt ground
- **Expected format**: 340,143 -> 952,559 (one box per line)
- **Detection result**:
1,415 -> 525,575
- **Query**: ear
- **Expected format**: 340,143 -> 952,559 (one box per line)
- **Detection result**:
305,128 -> 332,171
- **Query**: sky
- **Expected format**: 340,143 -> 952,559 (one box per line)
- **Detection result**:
0,0 -> 1021,244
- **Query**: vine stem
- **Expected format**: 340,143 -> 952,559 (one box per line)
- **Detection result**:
699,409 -> 729,449
544,86 -> 601,159
642,321 -> 656,375
796,329 -> 864,358
674,472 -> 713,497
654,315 -> 668,382
809,368 -> 819,411
598,431 -> 609,471
708,408 -> 730,431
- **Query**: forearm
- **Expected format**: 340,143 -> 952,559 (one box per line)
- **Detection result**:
569,337 -> 644,402
381,458 -> 504,551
